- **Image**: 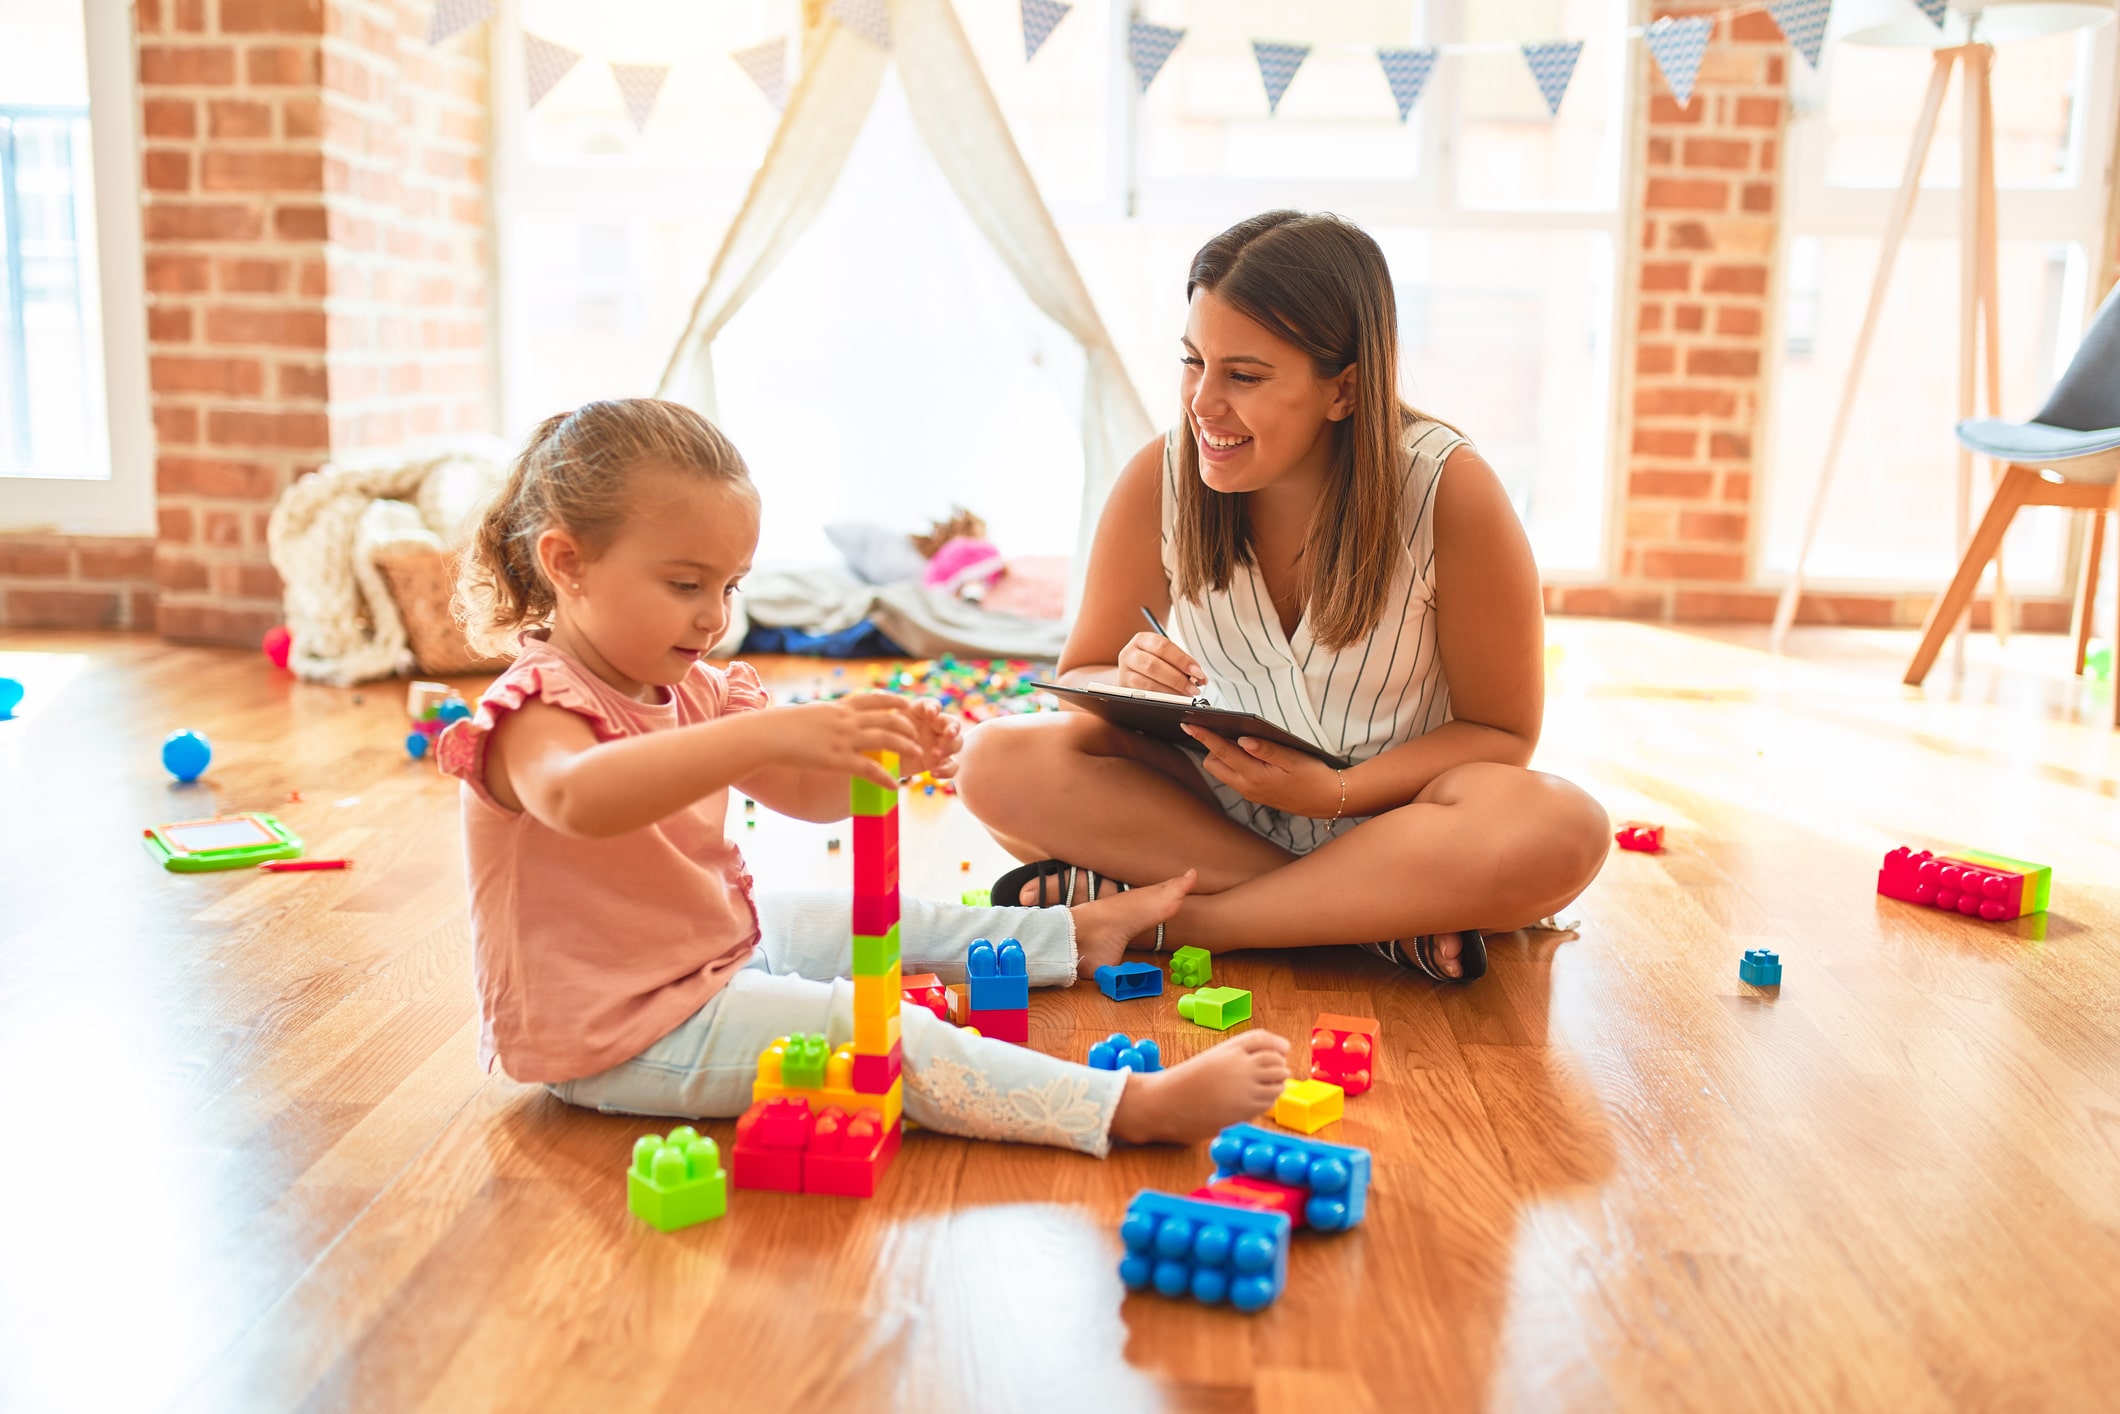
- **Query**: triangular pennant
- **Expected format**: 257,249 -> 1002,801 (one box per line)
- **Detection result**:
426,0 -> 493,46
1766,0 -> 1833,68
1020,0 -> 1072,61
1128,20 -> 1185,94
1520,39 -> 1584,117
1644,16 -> 1712,109
1375,46 -> 1436,122
610,62 -> 670,134
829,0 -> 891,49
731,38 -> 789,112
522,33 -> 581,108
1914,0 -> 1948,26
1250,41 -> 1311,116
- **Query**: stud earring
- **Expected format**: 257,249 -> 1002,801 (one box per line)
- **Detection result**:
571,582 -> 581,592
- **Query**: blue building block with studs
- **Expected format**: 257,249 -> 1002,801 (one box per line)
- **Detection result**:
1739,948 -> 1782,986
1095,961 -> 1163,1002
1087,1032 -> 1163,1073
1207,1122 -> 1371,1233
1119,1190 -> 1289,1313
966,937 -> 1028,1012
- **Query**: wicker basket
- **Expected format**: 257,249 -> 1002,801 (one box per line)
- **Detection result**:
371,544 -> 512,676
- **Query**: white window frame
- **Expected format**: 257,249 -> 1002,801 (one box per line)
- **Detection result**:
0,0 -> 154,537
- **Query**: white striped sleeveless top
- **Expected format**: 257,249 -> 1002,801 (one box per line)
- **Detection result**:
1157,417 -> 1465,852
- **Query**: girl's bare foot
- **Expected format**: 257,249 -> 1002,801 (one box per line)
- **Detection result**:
1110,1031 -> 1290,1145
1070,870 -> 1196,979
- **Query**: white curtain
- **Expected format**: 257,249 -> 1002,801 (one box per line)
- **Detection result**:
654,0 -> 1152,597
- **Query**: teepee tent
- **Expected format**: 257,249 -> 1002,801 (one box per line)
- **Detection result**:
654,0 -> 1152,584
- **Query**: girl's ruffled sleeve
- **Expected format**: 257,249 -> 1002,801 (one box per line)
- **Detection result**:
438,658 -> 629,806
715,659 -> 772,717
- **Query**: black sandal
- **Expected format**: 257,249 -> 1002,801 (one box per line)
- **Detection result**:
1365,930 -> 1487,983
989,860 -> 1166,952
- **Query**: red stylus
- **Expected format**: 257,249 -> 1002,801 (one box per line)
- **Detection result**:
260,859 -> 353,872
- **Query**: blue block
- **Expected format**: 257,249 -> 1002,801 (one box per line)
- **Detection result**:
1206,1122 -> 1371,1233
966,937 -> 1028,1012
1087,1032 -> 1162,1073
1739,948 -> 1782,986
1118,1190 -> 1288,1313
1095,961 -> 1163,1002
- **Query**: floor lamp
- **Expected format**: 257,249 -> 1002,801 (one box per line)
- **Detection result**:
1770,0 -> 2118,656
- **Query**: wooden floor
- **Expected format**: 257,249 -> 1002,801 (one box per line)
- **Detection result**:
3,620 -> 2119,1413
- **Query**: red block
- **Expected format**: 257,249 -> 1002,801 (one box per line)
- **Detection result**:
853,812 -> 898,893
1309,1013 -> 1379,1097
902,973 -> 949,1022
966,1007 -> 1028,1044
732,1097 -> 812,1192
853,888 -> 900,936
804,1107 -> 901,1198
851,1039 -> 902,1094
1878,846 -> 2037,921
1191,1175 -> 1309,1228
1615,822 -> 1664,853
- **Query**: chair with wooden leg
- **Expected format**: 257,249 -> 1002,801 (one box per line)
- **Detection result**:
1904,282 -> 2120,723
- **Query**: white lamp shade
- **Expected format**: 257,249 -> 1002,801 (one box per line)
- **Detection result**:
1836,0 -> 2116,47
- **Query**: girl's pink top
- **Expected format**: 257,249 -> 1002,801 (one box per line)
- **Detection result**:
438,634 -> 768,1083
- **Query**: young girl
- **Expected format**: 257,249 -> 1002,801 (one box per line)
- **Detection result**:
439,398 -> 1289,1156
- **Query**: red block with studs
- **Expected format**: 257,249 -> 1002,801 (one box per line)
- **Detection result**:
902,973 -> 949,1022
1615,822 -> 1664,853
732,1097 -> 813,1192
804,1106 -> 901,1197
1309,1013 -> 1379,1097
1191,1175 -> 1310,1228
1878,846 -> 2049,921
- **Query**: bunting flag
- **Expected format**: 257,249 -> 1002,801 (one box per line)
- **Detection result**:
523,34 -> 581,108
610,62 -> 670,133
1250,41 -> 1310,115
731,38 -> 789,111
830,0 -> 892,50
426,0 -> 492,46
1914,0 -> 1948,26
1128,20 -> 1185,95
1375,46 -> 1436,122
1766,0 -> 1833,67
1020,0 -> 1073,61
1520,40 -> 1584,117
1643,16 -> 1712,108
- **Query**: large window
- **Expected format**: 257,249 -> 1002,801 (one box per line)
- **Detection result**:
495,0 -> 1630,572
1764,23 -> 2120,591
0,0 -> 151,535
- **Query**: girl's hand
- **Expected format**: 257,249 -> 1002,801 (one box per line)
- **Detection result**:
905,699 -> 965,779
768,694 -> 921,789
1182,725 -> 1342,817
1116,631 -> 1206,696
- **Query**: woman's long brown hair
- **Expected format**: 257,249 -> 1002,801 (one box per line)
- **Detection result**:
1173,211 -> 1424,652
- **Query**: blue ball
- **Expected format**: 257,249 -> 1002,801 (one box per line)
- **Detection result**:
0,676 -> 23,718
405,731 -> 430,760
435,697 -> 472,724
161,729 -> 211,783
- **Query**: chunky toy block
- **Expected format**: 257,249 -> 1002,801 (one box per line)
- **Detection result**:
960,888 -> 991,907
1177,986 -> 1251,1030
902,973 -> 949,1022
946,984 -> 969,1026
1095,961 -> 1163,1002
1878,845 -> 2050,921
853,889 -> 900,938
1308,1013 -> 1379,1097
1615,821 -> 1665,853
1739,948 -> 1782,986
1208,1123 -> 1370,1233
852,924 -> 901,977
755,1039 -> 904,1129
1118,1190 -> 1289,1313
803,1106 -> 901,1198
850,776 -> 898,818
853,811 -> 899,884
966,938 -> 1029,1012
1191,1175 -> 1308,1227
733,1098 -> 812,1192
854,1008 -> 903,1055
1272,1078 -> 1345,1135
1087,1032 -> 1163,1072
966,1008 -> 1028,1044
853,968 -> 904,1023
772,1033 -> 830,1091
627,1127 -> 727,1231
1168,945 -> 1212,988
851,1039 -> 902,1094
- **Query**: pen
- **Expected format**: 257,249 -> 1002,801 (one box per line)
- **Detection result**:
260,859 -> 353,872
1140,606 -> 1207,689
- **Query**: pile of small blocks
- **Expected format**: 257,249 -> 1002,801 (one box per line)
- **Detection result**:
1087,1032 -> 1162,1072
1178,986 -> 1251,1030
1095,961 -> 1162,1001
965,937 -> 1029,1043
626,1127 -> 727,1231
1118,1122 -> 1372,1312
1878,845 -> 2050,921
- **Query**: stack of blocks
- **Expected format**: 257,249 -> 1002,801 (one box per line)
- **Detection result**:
966,937 -> 1029,1043
728,750 -> 906,1198
1877,845 -> 2050,921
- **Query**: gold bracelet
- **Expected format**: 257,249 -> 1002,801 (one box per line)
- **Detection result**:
1330,768 -> 1348,822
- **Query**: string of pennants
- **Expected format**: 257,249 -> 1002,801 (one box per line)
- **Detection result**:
427,0 -> 1940,129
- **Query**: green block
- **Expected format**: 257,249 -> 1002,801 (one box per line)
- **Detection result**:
1168,945 -> 1212,988
1951,848 -> 2052,913
852,924 -> 902,975
850,776 -> 899,817
782,1032 -> 830,1089
960,888 -> 991,907
627,1128 -> 728,1231
1177,986 -> 1252,1031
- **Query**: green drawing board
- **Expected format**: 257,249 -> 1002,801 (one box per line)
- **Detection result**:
143,812 -> 304,872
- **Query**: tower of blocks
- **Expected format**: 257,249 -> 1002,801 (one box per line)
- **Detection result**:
1878,846 -> 2050,922
730,750 -> 906,1198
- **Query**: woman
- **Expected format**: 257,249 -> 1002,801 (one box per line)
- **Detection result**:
955,211 -> 1609,982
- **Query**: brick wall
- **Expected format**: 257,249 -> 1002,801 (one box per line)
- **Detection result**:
0,536 -> 158,629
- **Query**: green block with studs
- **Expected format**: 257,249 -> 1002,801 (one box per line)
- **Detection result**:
1168,945 -> 1212,988
627,1127 -> 727,1231
780,1032 -> 830,1090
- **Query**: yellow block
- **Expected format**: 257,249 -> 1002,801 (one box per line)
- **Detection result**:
854,1008 -> 902,1054
750,1074 -> 902,1131
862,748 -> 899,775
853,965 -> 902,1019
1272,1078 -> 1345,1135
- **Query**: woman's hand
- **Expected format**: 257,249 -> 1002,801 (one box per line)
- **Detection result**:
764,694 -> 921,789
1116,632 -> 1207,696
1182,725 -> 1342,817
904,698 -> 965,779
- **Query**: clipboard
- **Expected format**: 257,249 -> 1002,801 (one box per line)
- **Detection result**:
1030,680 -> 1351,769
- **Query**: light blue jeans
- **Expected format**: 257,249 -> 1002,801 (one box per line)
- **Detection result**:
549,892 -> 1130,1156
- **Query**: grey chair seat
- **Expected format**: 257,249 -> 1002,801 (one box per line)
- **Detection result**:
1955,418 -> 2120,480
1952,281 -> 2120,481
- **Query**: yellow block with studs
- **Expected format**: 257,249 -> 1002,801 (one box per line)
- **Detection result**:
753,1041 -> 903,1129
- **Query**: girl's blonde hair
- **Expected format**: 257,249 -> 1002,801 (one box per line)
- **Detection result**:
457,398 -> 755,654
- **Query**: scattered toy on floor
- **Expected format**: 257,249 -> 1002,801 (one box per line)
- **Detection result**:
1095,961 -> 1163,1001
1168,945 -> 1212,988
143,811 -> 303,872
628,1127 -> 727,1230
1878,845 -> 2050,921
1739,948 -> 1782,986
161,729 -> 212,783
966,936 -> 1029,1043
1087,1032 -> 1162,1072
405,731 -> 429,760
1271,1078 -> 1345,1134
1615,822 -> 1665,853
262,625 -> 292,671
960,888 -> 990,907
1178,986 -> 1252,1031
259,858 -> 352,872
827,838 -> 841,852
1308,1014 -> 1378,1096
0,676 -> 24,719
901,972 -> 950,1022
